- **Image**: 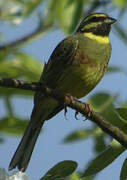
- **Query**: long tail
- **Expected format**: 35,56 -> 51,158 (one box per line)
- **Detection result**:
9,96 -> 62,172
9,115 -> 44,172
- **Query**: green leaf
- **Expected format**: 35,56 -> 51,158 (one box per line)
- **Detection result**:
0,116 -> 28,135
88,93 -> 127,131
82,140 -> 126,177
107,66 -> 124,74
66,0 -> 76,6
68,0 -> 84,34
0,0 -> 23,23
40,160 -> 78,180
87,93 -> 115,112
93,134 -> 106,154
70,173 -> 80,180
63,129 -> 94,143
23,0 -> 44,17
14,52 -> 43,81
120,158 -> 127,180
115,108 -> 127,122
70,173 -> 94,180
70,172 -> 94,180
0,52 -> 43,97
63,128 -> 102,143
4,96 -> 14,116
113,0 -> 127,8
0,52 -> 42,81
0,87 -> 34,97
48,0 -> 84,34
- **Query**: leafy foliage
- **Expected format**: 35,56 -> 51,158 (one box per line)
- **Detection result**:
0,116 -> 28,135
115,108 -> 127,122
82,140 -> 126,177
120,158 -> 127,180
0,0 -> 127,180
40,160 -> 77,180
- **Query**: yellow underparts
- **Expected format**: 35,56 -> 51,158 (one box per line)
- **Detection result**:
84,32 -> 109,44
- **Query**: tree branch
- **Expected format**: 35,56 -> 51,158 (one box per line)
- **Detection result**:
0,18 -> 53,50
0,78 -> 127,148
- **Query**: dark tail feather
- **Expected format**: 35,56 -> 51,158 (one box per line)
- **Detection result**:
9,101 -> 62,172
9,120 -> 44,172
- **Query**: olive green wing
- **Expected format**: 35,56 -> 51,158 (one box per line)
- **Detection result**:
34,36 -> 79,120
40,36 -> 79,88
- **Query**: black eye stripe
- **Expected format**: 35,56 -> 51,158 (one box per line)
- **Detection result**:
86,16 -> 107,24
76,13 -> 114,36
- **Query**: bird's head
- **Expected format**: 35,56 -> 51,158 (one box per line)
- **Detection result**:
76,13 -> 116,36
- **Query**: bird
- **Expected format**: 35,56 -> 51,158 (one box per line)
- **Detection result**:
9,13 -> 116,172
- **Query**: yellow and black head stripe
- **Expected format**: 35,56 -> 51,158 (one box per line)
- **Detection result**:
76,13 -> 116,36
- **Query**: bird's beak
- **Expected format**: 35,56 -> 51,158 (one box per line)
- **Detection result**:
108,17 -> 117,24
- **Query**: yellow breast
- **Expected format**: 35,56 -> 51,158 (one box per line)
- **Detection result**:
84,32 -> 110,44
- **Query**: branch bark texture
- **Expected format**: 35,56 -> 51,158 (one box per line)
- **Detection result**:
0,78 -> 127,148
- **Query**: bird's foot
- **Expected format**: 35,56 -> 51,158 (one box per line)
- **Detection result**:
65,94 -> 80,120
75,102 -> 92,121
75,111 -> 79,120
64,106 -> 68,120
64,94 -> 77,120
65,94 -> 76,102
82,102 -> 93,120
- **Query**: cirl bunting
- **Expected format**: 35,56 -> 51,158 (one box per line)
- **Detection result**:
9,13 -> 116,172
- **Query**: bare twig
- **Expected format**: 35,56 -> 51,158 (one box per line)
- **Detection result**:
0,78 -> 127,148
